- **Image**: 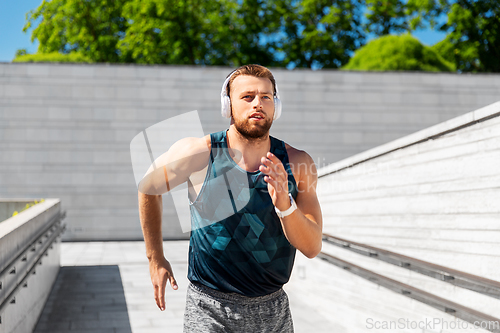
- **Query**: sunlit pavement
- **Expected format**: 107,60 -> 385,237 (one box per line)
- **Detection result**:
35,241 -> 337,333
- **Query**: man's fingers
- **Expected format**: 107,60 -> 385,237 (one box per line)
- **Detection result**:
154,268 -> 167,311
264,175 -> 281,190
260,162 -> 285,183
149,258 -> 177,311
264,171 -> 287,193
169,273 -> 178,290
261,155 -> 287,178
266,152 -> 286,172
157,273 -> 168,311
154,284 -> 161,310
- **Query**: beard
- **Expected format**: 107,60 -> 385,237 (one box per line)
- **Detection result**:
232,113 -> 273,139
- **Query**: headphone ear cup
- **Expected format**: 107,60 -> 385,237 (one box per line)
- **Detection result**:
221,96 -> 231,118
274,97 -> 282,120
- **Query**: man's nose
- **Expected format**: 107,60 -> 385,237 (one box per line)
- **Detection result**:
252,96 -> 263,109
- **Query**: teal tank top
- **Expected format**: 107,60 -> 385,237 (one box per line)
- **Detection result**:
187,129 -> 298,297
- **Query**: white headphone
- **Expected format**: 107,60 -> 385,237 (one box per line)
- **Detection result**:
220,70 -> 282,120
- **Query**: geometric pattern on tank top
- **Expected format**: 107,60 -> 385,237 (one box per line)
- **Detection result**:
187,129 -> 299,297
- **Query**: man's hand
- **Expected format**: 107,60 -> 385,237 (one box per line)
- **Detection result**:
148,256 -> 178,311
259,148 -> 323,258
260,152 -> 291,211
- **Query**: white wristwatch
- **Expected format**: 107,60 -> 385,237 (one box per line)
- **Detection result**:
275,193 -> 297,218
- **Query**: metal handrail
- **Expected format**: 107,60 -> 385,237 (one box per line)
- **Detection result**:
0,210 -> 66,280
318,252 -> 500,333
0,211 -> 66,321
322,233 -> 500,300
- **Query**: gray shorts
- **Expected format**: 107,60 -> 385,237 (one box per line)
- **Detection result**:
183,282 -> 294,333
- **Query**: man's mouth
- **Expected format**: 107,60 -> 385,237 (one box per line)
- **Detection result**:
250,113 -> 265,120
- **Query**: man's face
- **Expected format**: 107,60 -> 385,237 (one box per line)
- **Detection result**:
230,75 -> 274,139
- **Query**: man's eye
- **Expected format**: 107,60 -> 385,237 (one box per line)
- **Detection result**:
263,96 -> 271,99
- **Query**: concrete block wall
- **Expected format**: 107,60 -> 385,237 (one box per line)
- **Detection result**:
317,101 -> 500,283
0,62 -> 499,240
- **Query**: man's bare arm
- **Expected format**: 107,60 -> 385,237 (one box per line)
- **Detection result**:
138,192 -> 177,311
139,193 -> 165,261
137,136 -> 210,311
282,155 -> 322,258
138,137 -> 210,196
260,150 -> 323,258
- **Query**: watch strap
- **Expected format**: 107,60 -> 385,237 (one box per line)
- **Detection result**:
275,193 -> 297,218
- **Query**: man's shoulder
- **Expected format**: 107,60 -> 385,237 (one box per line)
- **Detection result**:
283,142 -> 316,183
284,143 -> 314,165
172,135 -> 211,154
281,142 -> 318,195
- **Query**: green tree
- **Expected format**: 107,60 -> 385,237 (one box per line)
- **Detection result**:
364,0 -> 408,35
24,0 -> 471,70
405,0 -> 447,30
343,34 -> 455,71
224,0 -> 285,67
438,0 -> 500,72
15,49 -> 28,57
14,51 -> 92,63
363,0 -> 447,36
431,37 -> 457,64
117,0 -> 217,65
20,0 -> 285,66
118,0 -> 283,66
279,0 -> 366,69
22,0 -> 128,62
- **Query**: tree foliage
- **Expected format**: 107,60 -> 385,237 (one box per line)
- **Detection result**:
363,0 -> 447,36
23,0 -> 128,62
17,0 -> 499,72
19,0 -> 365,68
117,0 -> 223,65
364,0 -> 408,35
405,0 -> 447,30
438,0 -> 500,72
279,0 -> 366,68
224,0 -> 285,66
117,0 -> 283,66
343,34 -> 455,72
13,51 -> 92,63
397,0 -> 499,72
21,0 -> 285,66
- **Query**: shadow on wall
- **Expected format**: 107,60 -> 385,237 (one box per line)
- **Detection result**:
33,265 -> 132,333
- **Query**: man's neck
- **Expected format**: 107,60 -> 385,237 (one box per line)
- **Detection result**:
226,125 -> 271,173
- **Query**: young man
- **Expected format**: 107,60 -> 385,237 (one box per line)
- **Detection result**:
138,64 -> 322,332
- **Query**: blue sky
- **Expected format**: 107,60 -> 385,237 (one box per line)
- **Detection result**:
0,0 -> 448,63
0,0 -> 42,62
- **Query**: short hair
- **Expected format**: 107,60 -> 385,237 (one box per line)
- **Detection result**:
226,64 -> 277,98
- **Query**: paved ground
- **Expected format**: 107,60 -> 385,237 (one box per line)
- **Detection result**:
34,241 -> 337,333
